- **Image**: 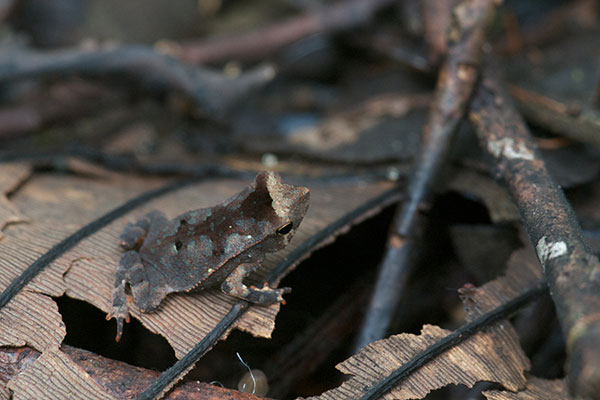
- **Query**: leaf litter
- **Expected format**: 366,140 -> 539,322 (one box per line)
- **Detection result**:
306,245 -> 546,400
0,162 -> 31,239
0,164 -> 398,397
483,376 -> 569,400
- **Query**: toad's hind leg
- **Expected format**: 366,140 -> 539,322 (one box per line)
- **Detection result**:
106,250 -> 142,342
221,262 -> 291,305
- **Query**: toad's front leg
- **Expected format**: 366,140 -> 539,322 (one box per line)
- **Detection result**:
106,250 -> 142,342
119,210 -> 166,250
221,262 -> 291,305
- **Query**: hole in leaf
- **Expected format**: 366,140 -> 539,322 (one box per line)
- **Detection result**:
175,240 -> 183,251
55,295 -> 176,370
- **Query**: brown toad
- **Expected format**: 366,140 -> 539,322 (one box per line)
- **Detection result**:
106,171 -> 309,341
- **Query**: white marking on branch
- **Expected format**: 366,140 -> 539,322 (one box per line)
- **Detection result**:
536,236 -> 568,269
488,138 -> 534,160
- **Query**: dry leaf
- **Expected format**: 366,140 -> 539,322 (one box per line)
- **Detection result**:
307,246 -> 545,400
236,93 -> 430,164
0,173 -> 162,399
0,291 -> 65,350
0,162 -> 31,239
460,246 -> 543,320
58,176 -> 396,357
0,169 -> 397,397
448,168 -> 519,223
306,323 -> 528,400
483,376 -> 570,400
2,170 -> 396,363
7,349 -> 115,400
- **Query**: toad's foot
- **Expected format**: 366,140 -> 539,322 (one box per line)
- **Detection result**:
107,251 -> 138,342
248,283 -> 292,305
222,261 -> 292,305
105,303 -> 131,342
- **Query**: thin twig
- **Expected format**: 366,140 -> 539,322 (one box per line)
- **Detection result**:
353,0 -> 497,351
421,0 -> 452,65
167,0 -> 397,65
0,81 -> 125,138
508,84 -> 600,148
469,70 -> 600,399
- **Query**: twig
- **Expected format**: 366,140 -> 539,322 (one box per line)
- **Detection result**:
494,0 -> 598,55
349,28 -> 432,73
353,0 -> 496,351
0,46 -> 275,117
509,85 -> 600,148
0,146 -> 251,179
0,81 -> 125,138
469,70 -> 600,399
167,0 -> 397,65
421,0 -> 452,65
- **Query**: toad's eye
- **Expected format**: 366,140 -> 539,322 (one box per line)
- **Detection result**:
277,222 -> 293,235
174,240 -> 183,251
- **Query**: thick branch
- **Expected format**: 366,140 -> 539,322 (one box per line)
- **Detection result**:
354,0 -> 496,351
469,71 -> 600,399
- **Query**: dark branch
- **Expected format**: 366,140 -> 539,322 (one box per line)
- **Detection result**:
354,0 -> 497,351
0,46 -> 274,118
168,0 -> 397,65
470,70 -> 600,399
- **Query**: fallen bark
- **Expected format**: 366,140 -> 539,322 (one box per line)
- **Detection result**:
469,71 -> 600,399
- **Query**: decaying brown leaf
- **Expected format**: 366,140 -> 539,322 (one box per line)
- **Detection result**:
0,168 -> 397,396
7,349 -> 115,400
287,93 -> 430,156
52,176 -> 395,358
306,322 -> 529,400
460,246 -> 543,320
236,92 -> 430,164
0,162 -> 31,239
307,245 -> 545,400
448,168 -> 519,223
483,376 -> 569,400
0,345 -> 263,400
0,172 -> 160,399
